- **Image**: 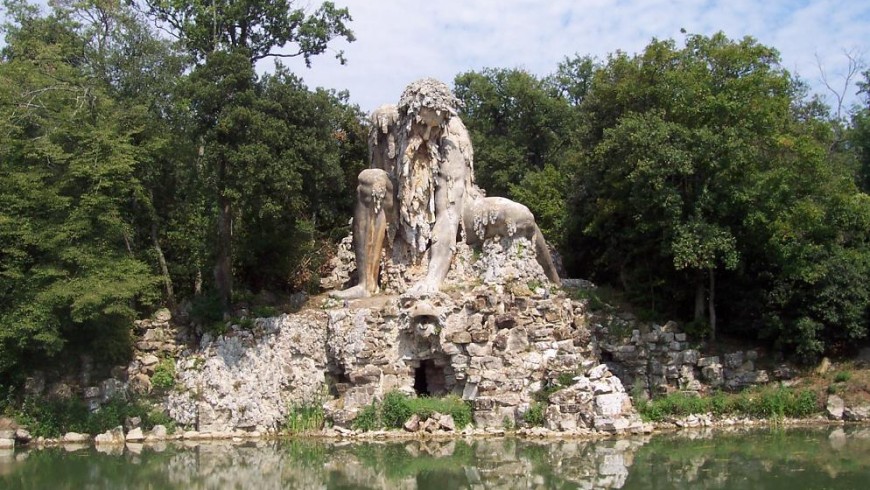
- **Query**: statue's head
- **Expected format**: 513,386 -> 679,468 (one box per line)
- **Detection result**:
398,78 -> 462,136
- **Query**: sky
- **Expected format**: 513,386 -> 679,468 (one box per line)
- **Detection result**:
276,0 -> 870,113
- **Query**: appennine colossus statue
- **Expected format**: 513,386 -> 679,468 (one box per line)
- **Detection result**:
331,79 -> 560,299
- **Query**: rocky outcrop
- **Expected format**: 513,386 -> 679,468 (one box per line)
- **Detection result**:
167,311 -> 328,432
170,246 -> 640,434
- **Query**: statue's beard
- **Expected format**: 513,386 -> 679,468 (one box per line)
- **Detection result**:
398,131 -> 441,254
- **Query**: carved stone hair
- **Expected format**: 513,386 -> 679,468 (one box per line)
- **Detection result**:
397,78 -> 463,119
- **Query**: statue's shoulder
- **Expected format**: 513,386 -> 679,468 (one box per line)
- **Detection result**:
444,116 -> 473,166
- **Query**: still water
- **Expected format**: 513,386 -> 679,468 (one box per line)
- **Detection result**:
1,426 -> 869,489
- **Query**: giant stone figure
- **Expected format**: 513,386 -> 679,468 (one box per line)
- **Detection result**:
332,78 -> 560,299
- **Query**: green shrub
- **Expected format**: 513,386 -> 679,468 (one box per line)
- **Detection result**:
557,372 -> 575,387
12,396 -> 168,438
833,371 -> 852,383
533,384 -> 561,403
352,404 -> 380,432
252,305 -> 280,318
190,291 -> 225,326
524,402 -> 546,427
405,394 -> 472,429
381,391 -> 412,428
151,358 -> 176,390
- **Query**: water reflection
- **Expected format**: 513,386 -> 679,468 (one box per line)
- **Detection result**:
1,427 -> 870,489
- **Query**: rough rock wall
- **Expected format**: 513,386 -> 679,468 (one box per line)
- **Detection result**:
167,312 -> 328,432
168,237 -> 640,434
594,317 -> 793,397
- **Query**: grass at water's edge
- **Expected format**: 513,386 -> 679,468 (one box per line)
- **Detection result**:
3,396 -> 174,438
353,391 -> 472,432
637,384 -> 819,422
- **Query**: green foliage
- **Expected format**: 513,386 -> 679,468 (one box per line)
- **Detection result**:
284,402 -> 325,434
381,391 -> 413,428
151,358 -> 176,390
454,67 -> 576,246
405,395 -> 473,430
566,289 -> 606,312
351,391 -> 473,431
564,31 -> 870,360
637,386 -> 819,422
352,404 -> 380,432
252,305 -> 280,318
533,384 -> 562,404
0,2 -> 161,380
11,396 -> 169,438
524,402 -> 546,427
833,371 -> 852,383
556,372 -> 575,387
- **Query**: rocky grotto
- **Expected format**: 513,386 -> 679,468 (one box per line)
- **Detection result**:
7,78 -> 869,451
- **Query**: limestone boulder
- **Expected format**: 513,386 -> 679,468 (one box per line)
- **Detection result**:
826,395 -> 845,420
62,432 -> 90,443
844,404 -> 870,422
125,427 -> 145,442
94,426 -> 126,446
14,428 -> 31,444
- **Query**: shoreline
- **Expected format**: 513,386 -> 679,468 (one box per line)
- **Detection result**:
6,415 -> 867,451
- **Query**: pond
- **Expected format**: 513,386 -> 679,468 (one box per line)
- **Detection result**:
1,426 -> 869,489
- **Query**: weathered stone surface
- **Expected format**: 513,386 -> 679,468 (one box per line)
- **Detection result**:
129,373 -> 152,396
94,426 -> 126,445
154,308 -> 172,323
125,427 -> 145,442
404,414 -> 420,432
62,432 -> 90,443
141,354 -> 160,367
83,386 -> 100,399
14,428 -> 31,444
438,414 -> 456,431
169,312 -> 327,431
844,404 -> 870,421
147,425 -> 168,441
125,416 -> 142,431
826,395 -> 845,420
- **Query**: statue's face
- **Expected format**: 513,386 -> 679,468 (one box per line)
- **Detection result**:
415,107 -> 447,140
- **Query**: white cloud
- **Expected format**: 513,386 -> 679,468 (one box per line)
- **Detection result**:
279,0 -> 870,114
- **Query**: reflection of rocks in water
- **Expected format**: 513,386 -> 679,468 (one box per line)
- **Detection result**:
166,441 -> 329,490
459,438 -> 646,489
7,428 -> 870,489
623,427 -> 870,489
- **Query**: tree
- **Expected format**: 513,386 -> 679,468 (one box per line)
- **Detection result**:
454,68 -> 577,245
0,3 -> 160,378
852,70 -> 870,192
139,0 -> 355,310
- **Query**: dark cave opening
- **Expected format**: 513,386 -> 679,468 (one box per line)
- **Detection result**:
413,359 -> 446,396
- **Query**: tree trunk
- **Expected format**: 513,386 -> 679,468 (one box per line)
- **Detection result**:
708,267 -> 717,342
694,271 -> 705,323
215,194 -> 233,313
151,223 -> 176,311
194,268 -> 203,296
